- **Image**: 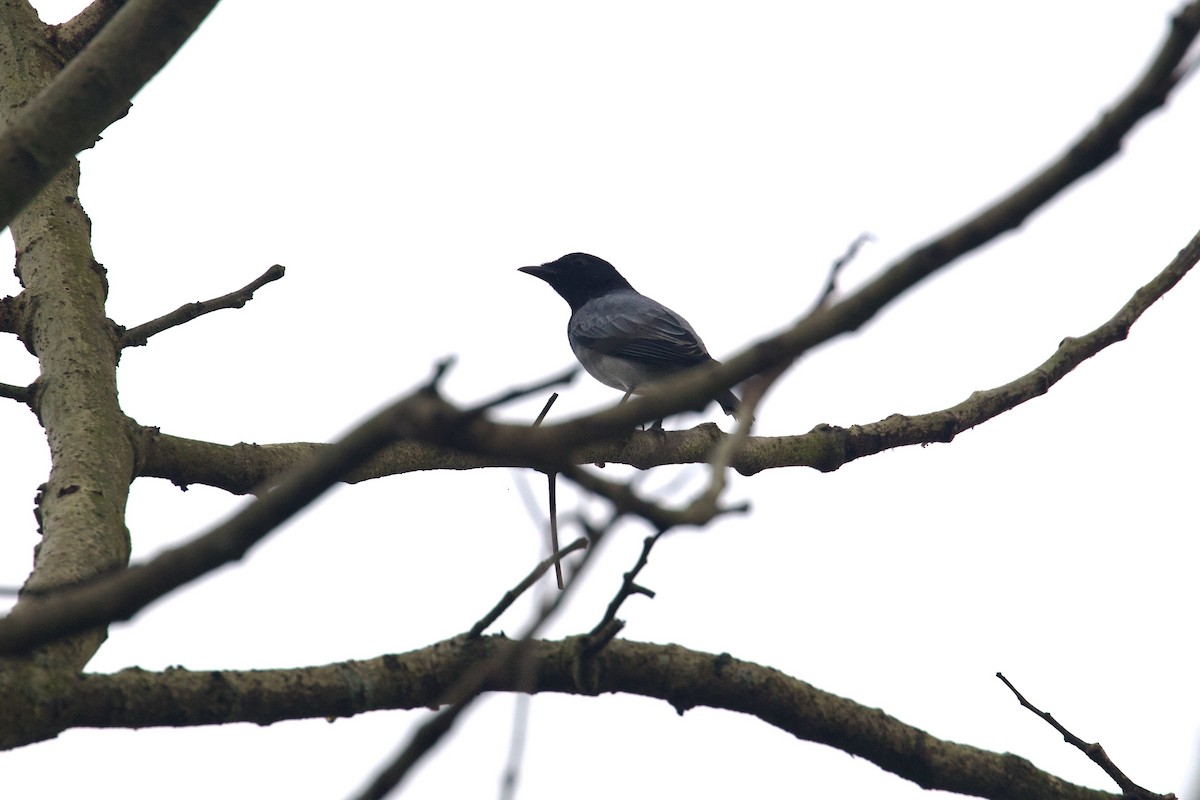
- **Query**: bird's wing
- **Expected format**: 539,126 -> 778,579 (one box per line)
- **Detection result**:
571,293 -> 711,367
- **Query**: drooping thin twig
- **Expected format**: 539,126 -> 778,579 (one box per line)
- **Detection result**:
996,673 -> 1175,800
531,392 -> 565,589
120,264 -> 286,347
467,537 -> 588,638
547,473 -> 563,589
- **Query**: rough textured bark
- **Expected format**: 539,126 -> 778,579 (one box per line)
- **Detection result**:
0,636 -> 1122,800
0,0 -> 132,673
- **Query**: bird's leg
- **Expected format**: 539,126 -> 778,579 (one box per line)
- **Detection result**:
619,387 -> 658,431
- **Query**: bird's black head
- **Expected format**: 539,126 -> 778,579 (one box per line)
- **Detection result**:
518,253 -> 635,311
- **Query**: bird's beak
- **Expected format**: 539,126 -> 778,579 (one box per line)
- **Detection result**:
517,264 -> 552,280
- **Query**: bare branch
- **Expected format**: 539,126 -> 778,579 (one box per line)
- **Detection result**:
750,224 -> 1200,474
467,537 -> 588,639
0,0 -> 221,231
64,227 -> 1195,657
47,0 -> 128,59
808,232 -> 873,313
546,472 -> 564,589
532,392 -> 560,427
0,293 -> 25,335
134,428 -> 511,495
529,393 -> 566,589
0,638 -> 1123,800
92,5 -> 1200,501
357,516 -> 607,797
119,264 -> 286,348
0,381 -> 33,405
563,465 -> 749,531
135,212 -> 1198,494
581,532 -> 662,657
0,384 -> 464,655
465,367 -> 578,416
562,3 -> 1200,427
997,673 -> 1175,800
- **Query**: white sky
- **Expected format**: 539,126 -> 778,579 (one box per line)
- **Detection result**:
2,2 -> 1198,798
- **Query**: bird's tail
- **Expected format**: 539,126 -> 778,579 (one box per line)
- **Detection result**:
717,389 -> 752,423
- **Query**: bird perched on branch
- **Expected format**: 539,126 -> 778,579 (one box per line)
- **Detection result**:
519,252 -> 744,422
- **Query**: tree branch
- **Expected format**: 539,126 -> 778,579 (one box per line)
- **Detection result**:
0,354 -> 588,656
46,0 -> 128,60
537,0 -> 1200,430
0,638 -> 1120,800
16,221 -> 1194,665
0,0 -> 221,232
467,537 -> 588,639
37,224 -> 1178,657
123,6 -> 1200,500
0,292 -> 26,336
997,673 -> 1175,800
0,381 -> 33,405
0,379 -> 466,655
134,224 -> 1200,493
119,264 -> 286,348
808,232 -> 873,313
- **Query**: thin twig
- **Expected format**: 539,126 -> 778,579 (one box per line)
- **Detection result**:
583,531 -> 663,656
531,392 -> 565,589
467,537 -> 588,638
356,515 -> 615,799
354,699 -> 468,800
564,465 -> 749,531
467,369 -> 577,416
547,474 -> 563,589
120,264 -> 285,347
532,392 -> 560,427
808,232 -> 873,313
996,673 -> 1175,800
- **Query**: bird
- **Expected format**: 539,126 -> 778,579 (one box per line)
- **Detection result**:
518,252 -> 743,422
